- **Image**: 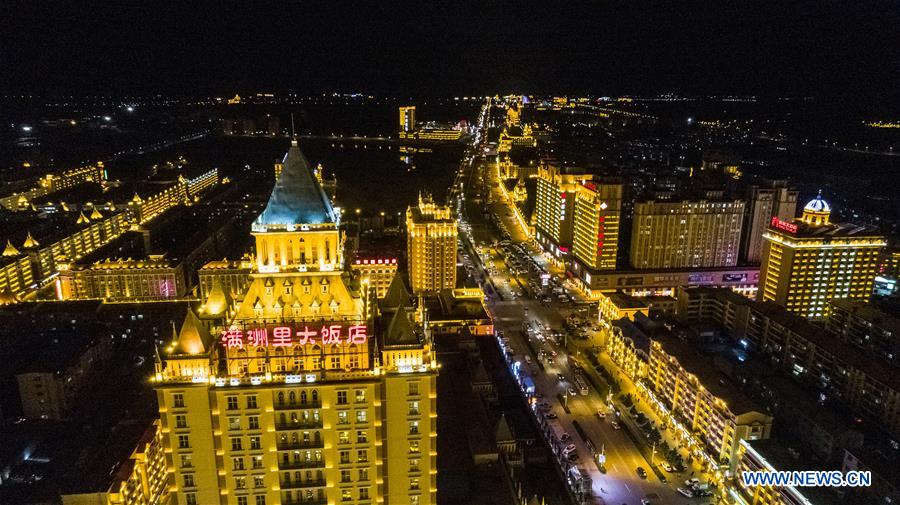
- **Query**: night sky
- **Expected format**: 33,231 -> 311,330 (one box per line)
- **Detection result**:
3,1 -> 898,105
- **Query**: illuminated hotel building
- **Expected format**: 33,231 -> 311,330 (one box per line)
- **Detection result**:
630,200 -> 744,269
736,439 -> 839,505
758,192 -> 885,320
571,180 -> 622,286
399,106 -> 416,134
406,195 -> 457,294
153,139 -> 437,505
741,181 -> 798,264
351,257 -> 399,299
533,164 -> 591,260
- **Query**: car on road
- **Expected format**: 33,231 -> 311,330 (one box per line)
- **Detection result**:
677,487 -> 693,498
596,409 -> 606,419
567,387 -> 578,396
566,451 -> 578,462
662,462 -> 675,472
560,433 -> 571,442
684,478 -> 700,488
610,421 -> 621,430
545,412 -> 558,419
641,493 -> 661,505
563,444 -> 576,454
636,467 -> 647,479
556,373 -> 565,381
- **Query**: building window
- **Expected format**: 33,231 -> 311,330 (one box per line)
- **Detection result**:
358,468 -> 369,481
175,415 -> 187,428
341,469 -> 351,483
246,395 -> 258,409
252,455 -> 263,469
337,411 -> 349,425
250,436 -> 261,450
237,497 -> 248,505
235,476 -> 246,488
248,416 -> 259,430
229,417 -> 241,430
341,489 -> 352,501
360,487 -> 370,500
356,410 -> 367,423
339,431 -> 350,444
337,391 -> 348,405
185,493 -> 197,505
254,475 -> 264,488
183,474 -> 195,488
409,441 -> 420,453
409,458 -> 420,472
410,496 -> 419,505
409,421 -> 419,435
357,449 -> 368,463
357,430 -> 368,443
231,437 -> 243,451
409,401 -> 419,415
255,496 -> 266,505
410,477 -> 420,490
227,396 -> 239,410
233,457 -> 245,470
408,382 -> 419,396
177,435 -> 190,449
173,393 -> 185,408
340,451 -> 350,464
180,454 -> 193,468
355,389 -> 366,403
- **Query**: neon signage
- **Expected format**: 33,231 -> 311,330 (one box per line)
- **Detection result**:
770,216 -> 798,234
221,324 -> 368,349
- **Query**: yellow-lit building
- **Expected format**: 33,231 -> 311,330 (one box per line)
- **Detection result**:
758,192 -> 885,320
597,291 -> 648,322
645,336 -> 773,471
571,180 -> 622,284
630,200 -> 745,269
0,162 -> 107,211
533,163 -> 591,261
351,257 -> 399,299
399,106 -> 416,134
61,420 -> 172,505
153,139 -> 438,505
407,195 -> 457,294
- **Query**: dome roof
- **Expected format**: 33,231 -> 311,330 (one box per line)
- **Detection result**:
804,191 -> 830,213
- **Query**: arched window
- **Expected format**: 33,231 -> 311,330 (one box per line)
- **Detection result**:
300,391 -> 308,404
277,391 -> 285,406
279,413 -> 286,425
312,390 -> 319,403
289,391 -> 296,405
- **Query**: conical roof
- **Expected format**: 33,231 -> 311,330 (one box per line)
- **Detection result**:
381,272 -> 412,308
76,211 -> 90,224
384,308 -> 420,347
203,277 -> 231,316
90,207 -> 104,220
22,232 -> 39,248
174,308 -> 213,355
2,241 -> 20,257
257,139 -> 336,226
495,413 -> 514,443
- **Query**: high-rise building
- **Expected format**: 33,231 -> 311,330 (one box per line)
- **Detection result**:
741,181 -> 798,264
407,195 -> 457,294
571,180 -> 622,279
630,200 -> 745,269
533,163 -> 591,261
758,192 -> 885,319
153,139 -> 438,505
399,106 -> 416,134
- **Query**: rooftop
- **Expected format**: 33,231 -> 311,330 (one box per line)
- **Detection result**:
256,139 -> 336,227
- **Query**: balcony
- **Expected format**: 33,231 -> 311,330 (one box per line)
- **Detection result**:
280,478 -> 327,489
275,420 -> 324,430
279,459 -> 326,470
276,439 -> 325,451
275,401 -> 322,410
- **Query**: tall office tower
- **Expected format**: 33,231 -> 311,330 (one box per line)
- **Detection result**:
758,192 -> 886,320
572,180 -> 622,278
154,139 -> 438,505
406,194 -> 457,294
741,180 -> 798,264
533,163 -> 592,261
629,200 -> 745,269
399,106 -> 416,134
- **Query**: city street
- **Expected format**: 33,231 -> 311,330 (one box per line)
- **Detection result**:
454,101 -> 691,505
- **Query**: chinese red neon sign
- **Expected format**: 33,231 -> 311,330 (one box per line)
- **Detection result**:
221,324 -> 368,349
770,216 -> 798,234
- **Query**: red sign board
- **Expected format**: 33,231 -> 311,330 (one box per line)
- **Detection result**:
770,216 -> 798,234
221,324 -> 368,349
